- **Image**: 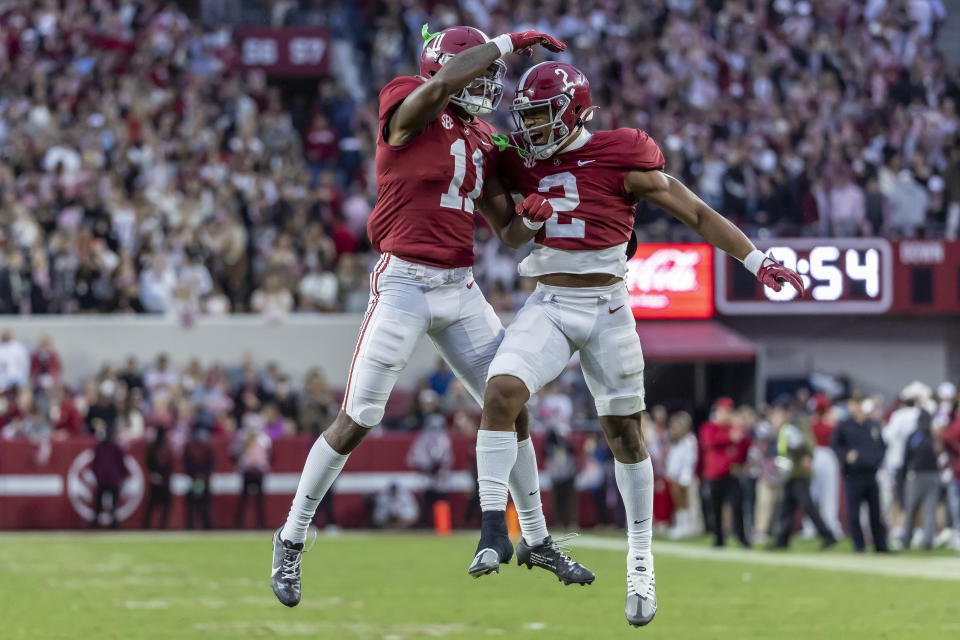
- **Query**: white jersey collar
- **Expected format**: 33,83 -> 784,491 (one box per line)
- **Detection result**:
558,128 -> 592,154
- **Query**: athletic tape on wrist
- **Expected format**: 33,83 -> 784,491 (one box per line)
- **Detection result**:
491,34 -> 513,57
742,249 -> 766,276
522,217 -> 545,230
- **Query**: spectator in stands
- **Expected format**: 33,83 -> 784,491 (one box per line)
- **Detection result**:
297,262 -> 340,312
50,385 -> 83,437
184,427 -> 215,530
144,354 -> 178,403
298,368 -> 337,434
827,171 -> 868,236
251,273 -> 295,322
233,420 -> 271,528
372,482 -> 419,529
119,356 -> 144,393
701,398 -> 751,548
85,380 -> 118,434
0,330 -> 30,392
30,335 -> 62,390
665,411 -> 699,539
142,427 -> 174,530
771,403 -> 837,550
89,424 -> 127,529
139,255 -> 176,314
832,395 -> 889,553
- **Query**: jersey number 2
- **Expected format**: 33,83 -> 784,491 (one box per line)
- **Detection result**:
539,172 -> 584,238
440,139 -> 483,214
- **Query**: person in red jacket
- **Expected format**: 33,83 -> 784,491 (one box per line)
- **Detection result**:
942,413 -> 960,551
700,397 -> 752,548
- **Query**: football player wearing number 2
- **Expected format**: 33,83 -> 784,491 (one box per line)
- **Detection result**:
470,62 -> 805,627
269,26 -> 591,607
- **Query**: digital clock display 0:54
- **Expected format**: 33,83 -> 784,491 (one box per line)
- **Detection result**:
715,239 -> 894,315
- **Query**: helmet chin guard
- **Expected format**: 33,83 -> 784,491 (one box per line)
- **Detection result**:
510,94 -> 573,159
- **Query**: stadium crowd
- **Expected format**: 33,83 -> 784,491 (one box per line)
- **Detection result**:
0,0 -> 958,316
2,329 -> 958,551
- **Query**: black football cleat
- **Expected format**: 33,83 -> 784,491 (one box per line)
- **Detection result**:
625,552 -> 657,627
468,511 -> 514,578
516,534 -> 595,586
271,527 -> 315,607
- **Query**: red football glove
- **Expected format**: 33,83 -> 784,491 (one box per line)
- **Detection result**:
757,256 -> 805,297
508,31 -> 566,55
516,194 -> 554,224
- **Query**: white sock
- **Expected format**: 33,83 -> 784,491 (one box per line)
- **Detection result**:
477,429 -> 517,512
615,458 -> 654,556
281,435 -> 348,544
509,437 -> 549,546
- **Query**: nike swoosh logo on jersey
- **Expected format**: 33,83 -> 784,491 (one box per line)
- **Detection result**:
466,281 -> 475,289
577,159 -> 596,166
609,305 -> 624,314
480,139 -> 491,146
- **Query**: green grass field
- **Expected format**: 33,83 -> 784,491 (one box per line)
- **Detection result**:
3,531 -> 959,640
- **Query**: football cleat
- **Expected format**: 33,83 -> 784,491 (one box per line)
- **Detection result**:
516,533 -> 595,586
271,527 -> 316,607
625,552 -> 657,627
468,511 -> 514,578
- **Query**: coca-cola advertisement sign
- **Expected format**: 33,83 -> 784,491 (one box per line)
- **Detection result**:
626,244 -> 714,318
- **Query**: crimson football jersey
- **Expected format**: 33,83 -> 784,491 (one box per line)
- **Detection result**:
498,128 -> 664,277
367,76 -> 500,268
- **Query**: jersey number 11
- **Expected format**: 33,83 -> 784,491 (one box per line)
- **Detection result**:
440,139 -> 483,214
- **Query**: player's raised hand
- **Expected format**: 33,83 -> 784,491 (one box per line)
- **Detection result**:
516,194 -> 554,229
507,31 -> 566,55
757,256 -> 805,297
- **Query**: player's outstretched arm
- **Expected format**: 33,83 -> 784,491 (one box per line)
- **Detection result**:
477,174 -> 553,248
388,31 -> 566,146
625,169 -> 804,296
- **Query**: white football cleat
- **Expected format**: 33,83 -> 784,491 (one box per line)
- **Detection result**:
625,552 -> 657,627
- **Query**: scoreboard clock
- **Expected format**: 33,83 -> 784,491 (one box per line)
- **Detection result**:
715,238 -> 894,315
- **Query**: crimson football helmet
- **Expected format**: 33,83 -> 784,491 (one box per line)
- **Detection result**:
510,61 -> 592,159
420,26 -> 505,116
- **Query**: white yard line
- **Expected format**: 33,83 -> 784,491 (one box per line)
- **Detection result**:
574,535 -> 960,582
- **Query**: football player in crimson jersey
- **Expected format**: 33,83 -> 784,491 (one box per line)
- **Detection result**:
270,27 -> 593,607
470,61 -> 805,627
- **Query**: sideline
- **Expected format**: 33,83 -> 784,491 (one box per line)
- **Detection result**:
574,535 -> 960,582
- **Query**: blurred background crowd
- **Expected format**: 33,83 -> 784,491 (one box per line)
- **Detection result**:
1,0 -> 958,316
3,329 -> 958,553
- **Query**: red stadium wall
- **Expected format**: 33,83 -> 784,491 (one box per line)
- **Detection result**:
0,433 -> 599,530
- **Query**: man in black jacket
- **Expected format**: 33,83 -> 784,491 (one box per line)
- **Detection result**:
830,395 -> 889,552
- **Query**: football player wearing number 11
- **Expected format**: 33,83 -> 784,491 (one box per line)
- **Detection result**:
470,62 -> 806,628
269,26 -> 590,607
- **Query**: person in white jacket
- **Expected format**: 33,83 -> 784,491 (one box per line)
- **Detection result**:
665,411 -> 699,538
882,382 -> 931,539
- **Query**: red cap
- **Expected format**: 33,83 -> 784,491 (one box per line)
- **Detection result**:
814,393 -> 831,413
714,397 -> 734,411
